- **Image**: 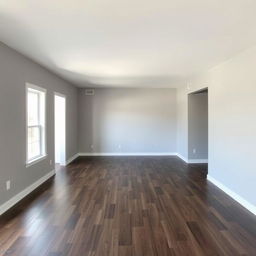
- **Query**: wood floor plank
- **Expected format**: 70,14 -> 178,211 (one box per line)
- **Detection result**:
0,156 -> 256,256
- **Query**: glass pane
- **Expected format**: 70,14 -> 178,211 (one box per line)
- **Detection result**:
28,126 -> 41,160
28,91 -> 39,126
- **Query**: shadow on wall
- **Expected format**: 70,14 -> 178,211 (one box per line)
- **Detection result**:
57,69 -> 184,88
188,89 -> 208,161
0,13 -> 58,69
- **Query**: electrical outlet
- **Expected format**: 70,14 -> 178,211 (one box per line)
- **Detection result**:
118,144 -> 121,149
50,160 -> 52,165
6,180 -> 11,191
193,148 -> 196,154
91,144 -> 94,151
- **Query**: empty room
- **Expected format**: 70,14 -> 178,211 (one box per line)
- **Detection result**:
0,1 -> 256,255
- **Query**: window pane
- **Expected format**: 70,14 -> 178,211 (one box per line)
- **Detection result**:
28,91 -> 39,126
28,126 -> 41,159
26,86 -> 46,163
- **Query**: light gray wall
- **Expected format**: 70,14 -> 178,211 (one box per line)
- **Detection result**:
188,92 -> 208,159
78,88 -> 177,154
0,42 -> 78,206
177,44 -> 256,207
177,86 -> 188,159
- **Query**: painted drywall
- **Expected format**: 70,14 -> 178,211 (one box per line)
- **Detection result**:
78,88 -> 177,154
177,44 -> 256,207
0,42 -> 78,206
177,86 -> 188,160
188,92 -> 208,159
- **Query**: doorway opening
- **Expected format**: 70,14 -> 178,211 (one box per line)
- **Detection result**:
54,93 -> 66,167
188,88 -> 208,174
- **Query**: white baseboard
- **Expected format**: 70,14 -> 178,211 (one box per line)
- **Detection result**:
176,153 -> 188,163
78,152 -> 207,163
0,170 -> 55,216
79,152 -> 177,156
176,153 -> 208,164
207,175 -> 256,216
65,153 -> 79,166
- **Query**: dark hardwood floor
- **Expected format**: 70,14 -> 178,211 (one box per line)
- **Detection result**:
0,156 -> 256,256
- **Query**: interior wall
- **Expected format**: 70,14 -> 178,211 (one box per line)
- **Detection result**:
188,92 -> 208,160
0,42 -> 78,207
78,88 -> 177,154
177,44 -> 256,208
177,86 -> 189,160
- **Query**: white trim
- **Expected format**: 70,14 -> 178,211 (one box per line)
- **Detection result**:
79,152 -> 177,156
26,155 -> 48,168
187,159 -> 208,164
176,153 -> 188,163
26,83 -> 47,165
176,153 -> 208,163
54,92 -> 66,166
26,83 -> 47,93
77,152 -> 207,164
0,170 -> 55,216
65,153 -> 79,166
54,91 -> 66,98
207,175 -> 256,216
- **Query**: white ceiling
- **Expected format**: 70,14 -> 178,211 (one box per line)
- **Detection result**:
1,0 -> 256,88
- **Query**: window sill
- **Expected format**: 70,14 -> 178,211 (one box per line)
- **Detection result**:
26,155 -> 47,168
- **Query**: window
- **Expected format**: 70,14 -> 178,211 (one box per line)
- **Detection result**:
26,84 -> 46,165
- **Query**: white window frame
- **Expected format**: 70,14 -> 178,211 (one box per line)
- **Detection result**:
26,83 -> 47,167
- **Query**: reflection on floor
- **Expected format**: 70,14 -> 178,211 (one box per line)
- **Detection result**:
0,156 -> 255,256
